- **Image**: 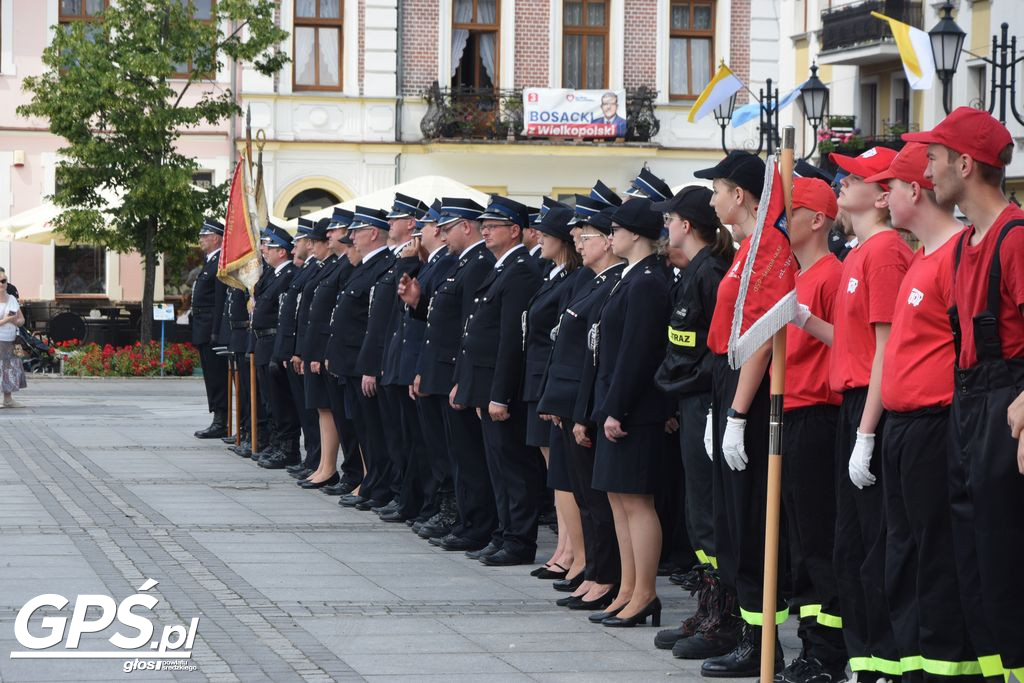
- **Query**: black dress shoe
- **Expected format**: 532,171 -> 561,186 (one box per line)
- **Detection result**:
285,462 -> 307,473
379,510 -> 408,523
289,467 -> 313,479
428,534 -> 451,547
480,549 -> 535,566
220,434 -> 237,444
569,589 -> 616,611
553,572 -> 585,592
355,498 -> 386,511
418,522 -> 451,540
373,500 -> 399,515
339,494 -> 366,507
700,625 -> 783,678
465,542 -> 502,560
321,482 -> 354,496
555,595 -> 583,607
299,473 -> 340,490
439,535 -> 487,552
259,452 -> 301,469
601,597 -> 661,627
588,606 -> 623,623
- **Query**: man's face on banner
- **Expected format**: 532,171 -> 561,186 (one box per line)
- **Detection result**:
601,95 -> 618,119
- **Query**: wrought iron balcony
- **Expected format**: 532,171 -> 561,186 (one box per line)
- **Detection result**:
419,82 -> 660,143
820,0 -> 922,53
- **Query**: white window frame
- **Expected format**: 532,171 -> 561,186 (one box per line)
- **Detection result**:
275,0 -> 358,97
438,0 -> 515,90
655,0 -> 729,105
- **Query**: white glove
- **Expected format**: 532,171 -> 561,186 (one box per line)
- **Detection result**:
792,303 -> 811,329
848,431 -> 877,489
703,409 -> 714,460
722,416 -> 748,471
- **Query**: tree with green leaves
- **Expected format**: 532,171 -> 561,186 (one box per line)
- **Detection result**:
18,0 -> 288,343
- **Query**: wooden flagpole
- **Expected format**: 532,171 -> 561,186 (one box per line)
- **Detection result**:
225,358 -> 234,436
760,126 -> 796,683
233,357 -> 241,446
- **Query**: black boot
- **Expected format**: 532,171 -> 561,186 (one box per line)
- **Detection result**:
229,431 -> 252,458
260,435 -> 302,469
220,433 -> 238,444
700,623 -> 784,678
250,429 -> 277,464
195,411 -> 228,439
672,576 -> 744,660
655,564 -> 713,649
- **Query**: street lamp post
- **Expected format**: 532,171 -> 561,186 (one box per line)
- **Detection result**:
713,93 -> 737,154
799,63 -> 830,161
929,2 -> 1024,127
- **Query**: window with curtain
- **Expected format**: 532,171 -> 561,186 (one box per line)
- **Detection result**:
171,0 -> 216,78
669,1 -> 714,100
451,0 -> 499,90
563,0 -> 608,89
58,0 -> 108,44
294,0 -> 343,90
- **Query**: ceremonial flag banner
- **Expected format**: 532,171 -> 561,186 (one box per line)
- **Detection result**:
688,63 -> 745,123
217,155 -> 263,294
728,156 -> 797,369
871,11 -> 936,90
522,88 -> 629,138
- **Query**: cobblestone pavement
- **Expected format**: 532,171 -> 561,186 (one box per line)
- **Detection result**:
0,378 -> 799,682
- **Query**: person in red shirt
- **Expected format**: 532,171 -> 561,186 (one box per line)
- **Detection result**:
904,106 -> 1024,679
775,176 -> 847,683
828,146 -> 910,681
865,142 -> 980,680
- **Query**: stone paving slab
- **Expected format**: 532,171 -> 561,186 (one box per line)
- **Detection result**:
0,377 -> 801,681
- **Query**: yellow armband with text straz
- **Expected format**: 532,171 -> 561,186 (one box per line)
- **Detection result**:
668,327 -> 696,347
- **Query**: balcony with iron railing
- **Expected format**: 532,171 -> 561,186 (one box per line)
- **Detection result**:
820,0 -> 923,54
419,81 -> 661,143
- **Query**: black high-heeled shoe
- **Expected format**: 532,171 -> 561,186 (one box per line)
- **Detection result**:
588,605 -> 623,623
298,472 -> 340,490
552,572 -> 585,592
601,597 -> 662,627
569,588 -> 617,611
535,563 -> 568,580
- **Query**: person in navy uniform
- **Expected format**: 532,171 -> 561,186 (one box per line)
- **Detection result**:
537,205 -> 625,613
626,166 -> 673,203
251,224 -> 299,469
403,198 -> 498,553
278,219 -> 323,478
587,198 -> 670,628
293,218 -> 344,488
523,205 -> 586,574
392,202 -> 459,534
372,193 -> 432,522
452,195 -> 544,567
330,207 -> 397,509
192,217 -> 230,439
648,186 -> 735,654
222,281 -> 258,457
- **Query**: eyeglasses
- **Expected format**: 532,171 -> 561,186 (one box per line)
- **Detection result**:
577,233 -> 605,241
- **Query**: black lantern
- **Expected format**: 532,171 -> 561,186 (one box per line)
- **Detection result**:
713,93 -> 737,153
799,62 -> 830,160
928,2 -> 966,114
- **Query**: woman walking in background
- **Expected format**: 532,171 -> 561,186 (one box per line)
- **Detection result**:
0,273 -> 27,408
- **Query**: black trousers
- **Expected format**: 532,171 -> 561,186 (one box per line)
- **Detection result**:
710,355 -> 785,626
233,352 -> 250,433
199,343 -> 228,413
344,377 -> 392,502
266,361 -> 300,444
834,387 -> 899,676
382,384 -> 432,519
286,364 -> 321,468
782,404 -> 846,668
882,409 -> 980,682
326,375 -> 363,486
561,420 -> 619,584
418,393 -> 454,504
949,359 -> 1024,676
478,401 -> 546,558
444,403 -> 497,544
679,392 -> 715,566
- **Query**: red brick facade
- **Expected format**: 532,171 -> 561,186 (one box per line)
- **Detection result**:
401,0 -> 441,96
730,0 -> 751,104
623,0 -> 658,90
514,0 -> 549,88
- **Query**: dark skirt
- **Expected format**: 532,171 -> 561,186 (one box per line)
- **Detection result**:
592,422 -> 664,495
525,400 -> 550,447
546,422 -> 572,491
303,368 -> 331,409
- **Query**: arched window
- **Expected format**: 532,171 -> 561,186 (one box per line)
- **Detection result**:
284,188 -> 340,220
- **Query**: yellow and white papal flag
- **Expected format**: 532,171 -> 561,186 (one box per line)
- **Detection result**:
872,11 -> 936,90
688,62 -> 745,123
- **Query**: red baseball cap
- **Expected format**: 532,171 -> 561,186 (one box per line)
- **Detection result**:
863,142 -> 934,190
902,106 -> 1012,167
792,177 -> 838,219
829,146 -> 899,187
